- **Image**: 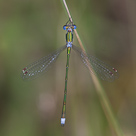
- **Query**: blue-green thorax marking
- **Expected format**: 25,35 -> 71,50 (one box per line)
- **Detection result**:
63,23 -> 76,48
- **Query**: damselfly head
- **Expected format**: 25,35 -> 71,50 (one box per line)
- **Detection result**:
63,19 -> 76,30
63,24 -> 76,30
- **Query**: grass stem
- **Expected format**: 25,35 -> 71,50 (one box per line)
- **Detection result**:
61,0 -> 124,136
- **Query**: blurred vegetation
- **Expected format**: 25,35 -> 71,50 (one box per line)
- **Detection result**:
0,0 -> 136,136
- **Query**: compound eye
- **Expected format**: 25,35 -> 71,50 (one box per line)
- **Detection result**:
63,25 -> 67,30
73,25 -> 76,29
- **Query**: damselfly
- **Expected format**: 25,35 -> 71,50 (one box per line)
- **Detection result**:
21,20 -> 118,126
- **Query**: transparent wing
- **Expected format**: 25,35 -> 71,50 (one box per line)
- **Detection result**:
21,45 -> 67,80
72,45 -> 118,82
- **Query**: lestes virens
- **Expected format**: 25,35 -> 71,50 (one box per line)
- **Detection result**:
21,20 -> 118,126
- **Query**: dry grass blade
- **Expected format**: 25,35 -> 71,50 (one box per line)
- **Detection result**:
62,0 -> 124,136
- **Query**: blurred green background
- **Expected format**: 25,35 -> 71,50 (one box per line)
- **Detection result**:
0,0 -> 136,136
